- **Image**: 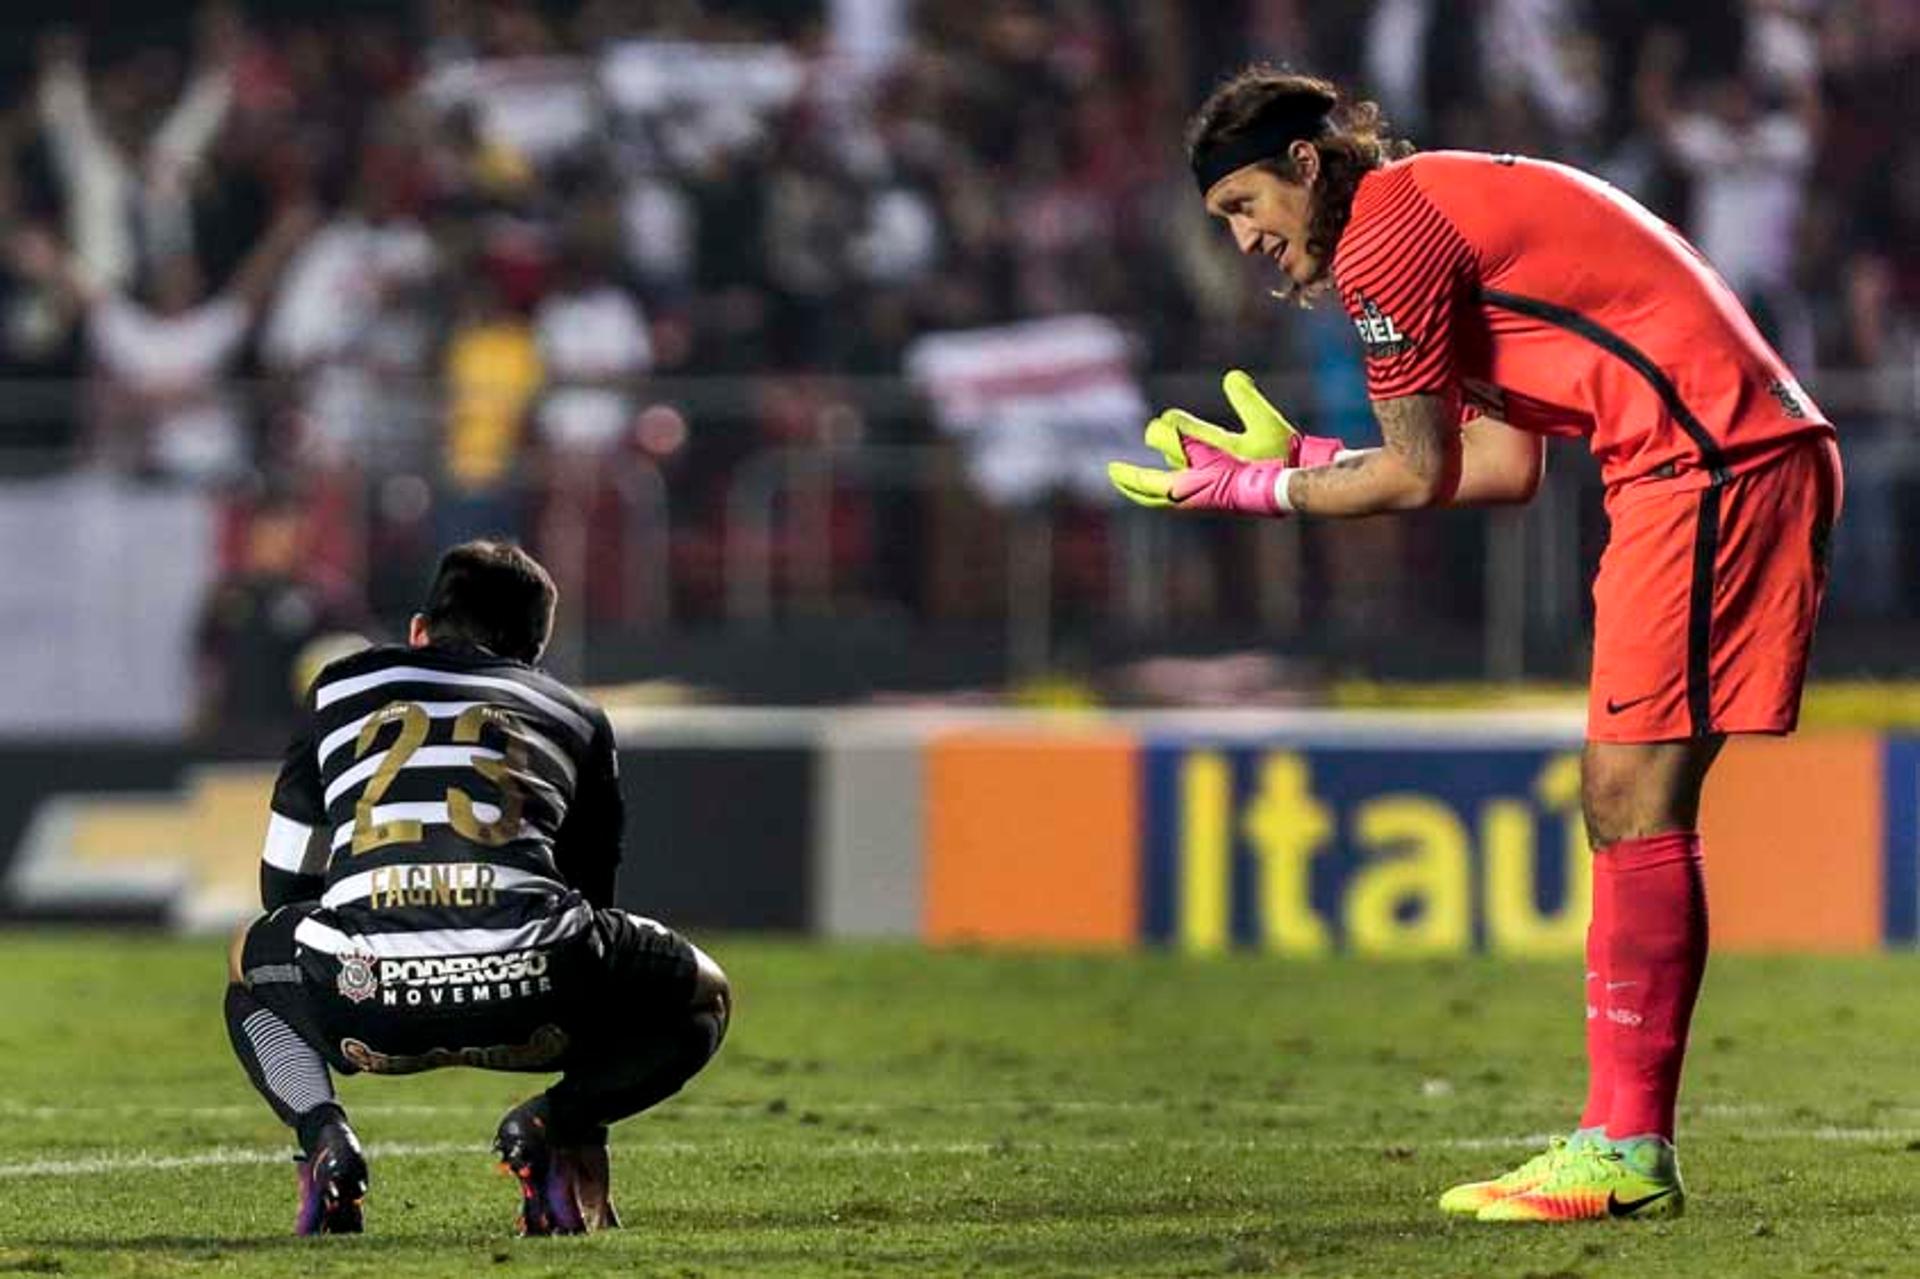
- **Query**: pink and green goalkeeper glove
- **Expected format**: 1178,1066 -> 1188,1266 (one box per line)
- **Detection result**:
1107,370 -> 1346,514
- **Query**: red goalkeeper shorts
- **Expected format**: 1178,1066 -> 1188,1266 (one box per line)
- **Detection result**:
1588,433 -> 1841,743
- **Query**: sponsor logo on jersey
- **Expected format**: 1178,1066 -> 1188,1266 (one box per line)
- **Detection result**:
1767,378 -> 1810,420
8,765 -> 280,924
375,948 -> 554,1008
339,1024 -> 569,1075
368,863 -> 500,911
336,951 -> 380,1004
1351,294 -> 1414,359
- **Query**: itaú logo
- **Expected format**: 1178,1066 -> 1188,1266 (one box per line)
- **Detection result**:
1158,748 -> 1592,956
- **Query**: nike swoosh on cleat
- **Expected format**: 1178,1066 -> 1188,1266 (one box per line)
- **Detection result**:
1607,1188 -> 1675,1217
1605,693 -> 1657,715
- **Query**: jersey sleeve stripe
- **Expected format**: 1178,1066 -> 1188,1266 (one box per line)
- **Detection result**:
1337,219 -> 1461,289
261,811 -> 320,874
1336,166 -> 1479,403
1334,166 -> 1479,286
1337,174 -> 1445,239
1336,193 -> 1451,252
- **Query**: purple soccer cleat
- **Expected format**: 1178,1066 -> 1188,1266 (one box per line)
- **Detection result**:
494,1098 -> 587,1237
293,1121 -> 368,1236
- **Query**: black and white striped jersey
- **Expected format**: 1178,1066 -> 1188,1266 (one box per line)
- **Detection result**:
258,642 -> 623,962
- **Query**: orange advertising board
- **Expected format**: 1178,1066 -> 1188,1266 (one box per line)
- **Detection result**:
923,731 -> 1138,945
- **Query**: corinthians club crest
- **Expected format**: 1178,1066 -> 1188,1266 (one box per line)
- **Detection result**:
337,952 -> 379,1004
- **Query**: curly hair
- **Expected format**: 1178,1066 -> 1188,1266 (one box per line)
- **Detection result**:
1186,68 -> 1414,301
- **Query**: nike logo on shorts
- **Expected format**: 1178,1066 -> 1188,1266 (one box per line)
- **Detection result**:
1605,693 -> 1657,714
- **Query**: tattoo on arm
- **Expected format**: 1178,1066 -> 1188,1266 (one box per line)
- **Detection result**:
1373,394 -> 1458,496
1286,395 -> 1459,516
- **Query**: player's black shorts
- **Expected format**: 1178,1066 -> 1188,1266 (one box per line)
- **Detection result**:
238,904 -> 701,1077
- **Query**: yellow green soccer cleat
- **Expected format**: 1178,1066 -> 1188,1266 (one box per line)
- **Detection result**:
1476,1137 -> 1685,1223
1438,1134 -> 1580,1215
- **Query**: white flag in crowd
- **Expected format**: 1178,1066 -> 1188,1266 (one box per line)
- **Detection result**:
905,314 -> 1151,506
418,58 -> 601,163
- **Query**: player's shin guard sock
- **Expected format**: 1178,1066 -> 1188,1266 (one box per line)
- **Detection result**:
546,1005 -> 727,1137
1597,832 -> 1708,1143
224,983 -> 343,1149
1577,857 -> 1617,1132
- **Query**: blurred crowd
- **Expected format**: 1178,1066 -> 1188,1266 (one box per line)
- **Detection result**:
0,0 -> 1914,721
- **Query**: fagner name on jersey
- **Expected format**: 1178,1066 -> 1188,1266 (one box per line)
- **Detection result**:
1351,294 -> 1414,359
368,863 -> 500,910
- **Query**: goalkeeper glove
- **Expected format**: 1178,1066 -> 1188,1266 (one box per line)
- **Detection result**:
1107,370 -> 1346,513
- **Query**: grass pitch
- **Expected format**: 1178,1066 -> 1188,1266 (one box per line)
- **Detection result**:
3,934 -> 1920,1277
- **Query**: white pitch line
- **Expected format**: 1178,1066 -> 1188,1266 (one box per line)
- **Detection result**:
9,1128 -> 1920,1181
0,1139 -> 1046,1179
0,1097 -> 1884,1123
0,1141 -> 481,1179
0,1098 -> 1338,1122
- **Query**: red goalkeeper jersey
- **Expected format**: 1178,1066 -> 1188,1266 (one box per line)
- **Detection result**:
1331,151 -> 1833,489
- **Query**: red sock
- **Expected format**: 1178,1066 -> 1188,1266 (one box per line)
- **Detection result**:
1576,860 -> 1615,1130
1599,831 -> 1708,1142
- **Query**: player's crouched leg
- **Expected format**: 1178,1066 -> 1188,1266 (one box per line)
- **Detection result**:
554,910 -> 731,1131
225,909 -> 368,1235
495,912 -> 729,1235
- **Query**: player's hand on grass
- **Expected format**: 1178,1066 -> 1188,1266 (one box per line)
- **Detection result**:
1107,370 -> 1346,514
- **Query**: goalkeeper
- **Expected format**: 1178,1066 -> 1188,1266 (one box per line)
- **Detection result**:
1112,67 -> 1840,1222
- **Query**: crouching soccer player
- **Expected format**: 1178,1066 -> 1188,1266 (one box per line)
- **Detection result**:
223,540 -> 730,1235
1110,69 -> 1841,1221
